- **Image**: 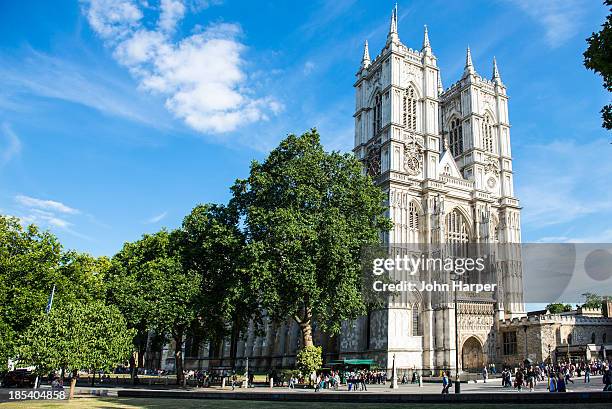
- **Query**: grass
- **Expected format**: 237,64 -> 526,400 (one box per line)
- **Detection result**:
1,398 -> 611,409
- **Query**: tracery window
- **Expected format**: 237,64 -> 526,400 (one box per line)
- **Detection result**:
409,201 -> 419,230
446,209 -> 469,263
412,304 -> 420,336
373,94 -> 382,135
482,114 -> 494,153
446,210 -> 469,245
403,86 -> 417,131
449,118 -> 463,156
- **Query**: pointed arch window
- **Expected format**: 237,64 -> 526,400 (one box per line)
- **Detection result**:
373,93 -> 382,135
446,210 -> 469,244
482,114 -> 494,153
409,201 -> 419,230
412,304 -> 420,336
403,86 -> 417,131
446,209 -> 469,263
449,118 -> 463,156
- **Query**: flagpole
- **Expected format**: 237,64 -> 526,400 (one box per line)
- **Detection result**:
45,285 -> 55,315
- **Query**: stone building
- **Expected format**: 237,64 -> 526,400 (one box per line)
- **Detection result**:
346,5 -> 524,373
498,303 -> 612,366
153,7 -> 527,375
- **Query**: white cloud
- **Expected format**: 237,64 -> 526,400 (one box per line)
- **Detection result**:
145,211 -> 168,224
13,195 -> 92,239
159,0 -> 186,33
511,0 -> 586,48
0,123 -> 22,165
81,0 -> 281,134
0,50 -> 169,129
15,195 -> 80,215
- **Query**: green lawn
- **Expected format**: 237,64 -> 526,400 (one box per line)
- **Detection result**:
1,398 -> 611,409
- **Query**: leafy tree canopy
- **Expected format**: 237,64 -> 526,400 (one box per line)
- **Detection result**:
584,0 -> 612,129
108,229 -> 201,384
545,303 -> 572,314
19,301 -> 134,374
0,216 -> 108,369
180,203 -> 259,342
232,130 -> 392,347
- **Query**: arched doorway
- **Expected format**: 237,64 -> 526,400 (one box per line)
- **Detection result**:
462,336 -> 484,371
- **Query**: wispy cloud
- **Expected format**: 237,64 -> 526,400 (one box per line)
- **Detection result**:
81,0 -> 282,134
0,123 -> 22,166
0,49 -> 170,129
13,195 -> 90,239
510,0 -> 586,48
145,211 -> 168,224
15,195 -> 80,215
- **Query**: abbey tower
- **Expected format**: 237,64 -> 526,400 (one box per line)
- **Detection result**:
347,5 -> 525,372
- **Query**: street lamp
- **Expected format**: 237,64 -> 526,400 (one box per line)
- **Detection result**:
452,271 -> 460,394
523,325 -> 528,360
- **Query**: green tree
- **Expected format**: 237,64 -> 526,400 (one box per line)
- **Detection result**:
232,130 -> 392,348
0,216 -> 106,369
582,292 -> 605,309
295,345 -> 322,382
19,301 -> 134,399
108,230 -> 201,385
584,0 -> 612,130
180,204 -> 259,369
545,303 -> 572,314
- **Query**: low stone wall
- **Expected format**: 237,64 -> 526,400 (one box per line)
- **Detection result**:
118,389 -> 612,404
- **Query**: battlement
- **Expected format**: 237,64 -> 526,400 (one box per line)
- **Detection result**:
499,313 -> 612,327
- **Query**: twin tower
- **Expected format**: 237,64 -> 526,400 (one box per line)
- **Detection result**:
346,6 -> 525,372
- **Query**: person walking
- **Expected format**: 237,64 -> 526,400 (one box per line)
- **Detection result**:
441,371 -> 451,394
603,366 -> 612,391
548,372 -> 557,392
584,365 -> 591,383
515,368 -> 524,392
556,373 -> 567,392
482,366 -> 488,383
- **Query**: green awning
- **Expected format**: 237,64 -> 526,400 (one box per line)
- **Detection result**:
329,359 -> 375,366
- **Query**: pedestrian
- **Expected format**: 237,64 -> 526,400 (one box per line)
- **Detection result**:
556,373 -> 566,392
441,371 -> 451,394
548,372 -> 557,392
584,365 -> 591,383
603,366 -> 612,391
482,366 -> 488,383
527,366 -> 535,392
515,368 -> 524,392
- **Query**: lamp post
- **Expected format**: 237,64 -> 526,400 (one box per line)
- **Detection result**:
453,272 -> 460,394
523,325 -> 528,360
243,357 -> 249,388
390,353 -> 398,389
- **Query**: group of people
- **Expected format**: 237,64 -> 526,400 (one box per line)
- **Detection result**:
499,359 -> 612,392
343,370 -> 387,391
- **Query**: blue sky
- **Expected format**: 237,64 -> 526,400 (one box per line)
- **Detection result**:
0,0 -> 610,257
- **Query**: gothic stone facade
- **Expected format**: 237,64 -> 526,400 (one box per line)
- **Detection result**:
498,311 -> 612,366
343,8 -> 524,373
161,9 -> 529,375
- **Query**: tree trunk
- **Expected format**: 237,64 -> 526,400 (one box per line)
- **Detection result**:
174,332 -> 185,386
297,317 -> 314,348
69,369 -> 78,400
130,350 -> 139,384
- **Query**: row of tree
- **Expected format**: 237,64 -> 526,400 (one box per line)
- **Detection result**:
0,130 -> 391,391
